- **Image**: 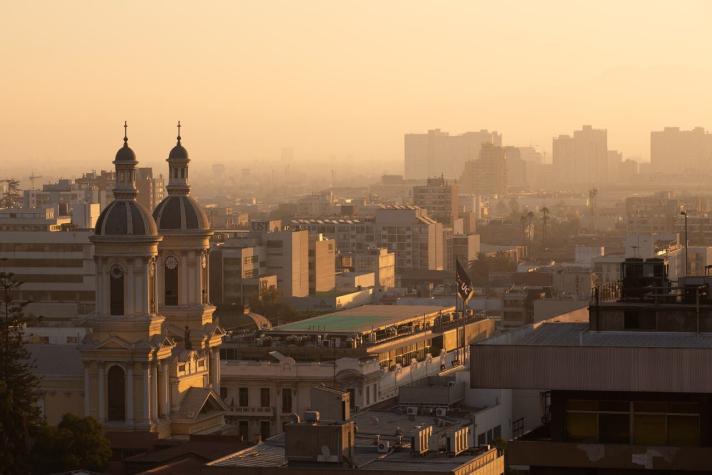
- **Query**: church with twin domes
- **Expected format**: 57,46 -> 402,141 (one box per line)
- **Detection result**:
74,122 -> 226,438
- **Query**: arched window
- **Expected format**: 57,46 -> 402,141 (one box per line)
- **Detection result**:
107,366 -> 126,421
149,259 -> 156,314
165,256 -> 179,305
110,265 -> 124,316
201,253 -> 208,304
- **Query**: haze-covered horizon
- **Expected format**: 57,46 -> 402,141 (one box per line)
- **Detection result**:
3,0 -> 712,175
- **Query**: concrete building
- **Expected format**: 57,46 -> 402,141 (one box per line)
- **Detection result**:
651,126 -> 712,174
0,207 -> 71,231
472,259 -> 712,473
0,223 -> 94,321
446,233 -> 480,273
351,247 -> 396,292
209,241 -> 276,306
412,175 -> 459,225
265,230 -> 310,298
553,125 -> 608,185
404,128 -> 502,180
460,143 -> 508,196
503,146 -> 528,190
291,205 -> 444,271
308,234 -> 336,294
135,167 -> 165,213
219,305 -> 495,443
625,191 -> 680,234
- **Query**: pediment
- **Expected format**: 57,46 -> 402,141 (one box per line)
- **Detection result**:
93,335 -> 133,350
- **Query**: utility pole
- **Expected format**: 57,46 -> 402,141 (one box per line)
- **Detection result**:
681,210 -> 689,277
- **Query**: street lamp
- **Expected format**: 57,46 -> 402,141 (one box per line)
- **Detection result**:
681,210 -> 688,277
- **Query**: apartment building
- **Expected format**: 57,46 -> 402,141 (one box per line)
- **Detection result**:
404,128 -> 502,180
460,143 -> 508,196
308,233 -> 336,294
0,225 -> 94,320
412,176 -> 459,225
651,126 -> 712,173
553,125 -> 608,185
291,205 -> 444,271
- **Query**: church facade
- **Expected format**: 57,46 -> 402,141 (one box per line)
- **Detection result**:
36,124 -> 225,439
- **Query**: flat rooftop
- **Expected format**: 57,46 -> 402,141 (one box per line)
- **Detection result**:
271,305 -> 453,334
487,322 -> 712,349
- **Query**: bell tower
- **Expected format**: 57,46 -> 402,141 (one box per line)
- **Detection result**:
153,122 -> 223,390
80,123 -> 174,433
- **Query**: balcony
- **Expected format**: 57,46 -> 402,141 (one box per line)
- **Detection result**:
508,426 -> 712,471
227,406 -> 274,417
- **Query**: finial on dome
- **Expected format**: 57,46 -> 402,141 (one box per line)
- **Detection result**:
177,121 -> 181,144
123,121 -> 128,144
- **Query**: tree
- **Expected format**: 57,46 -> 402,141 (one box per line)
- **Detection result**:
0,272 -> 43,474
0,179 -> 22,208
32,414 -> 112,474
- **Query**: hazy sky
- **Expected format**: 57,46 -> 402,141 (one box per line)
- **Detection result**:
2,0 -> 712,176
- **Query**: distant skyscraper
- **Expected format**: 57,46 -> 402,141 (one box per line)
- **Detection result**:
460,143 -> 508,196
404,129 -> 502,179
553,125 -> 608,185
651,127 -> 712,174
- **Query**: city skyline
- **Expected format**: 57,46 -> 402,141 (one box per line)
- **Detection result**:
3,0 -> 712,172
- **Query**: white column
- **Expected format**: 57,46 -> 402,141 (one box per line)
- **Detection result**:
126,364 -> 134,425
151,363 -> 159,423
143,364 -> 150,423
84,364 -> 90,417
98,364 -> 105,422
161,362 -> 170,418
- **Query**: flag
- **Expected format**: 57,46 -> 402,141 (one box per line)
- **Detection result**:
456,259 -> 474,302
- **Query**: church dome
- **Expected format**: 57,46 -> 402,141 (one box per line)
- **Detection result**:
115,142 -> 136,162
95,200 -> 158,236
153,195 -> 210,232
169,143 -> 188,160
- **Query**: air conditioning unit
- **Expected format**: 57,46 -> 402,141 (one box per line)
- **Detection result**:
435,407 -> 447,417
303,410 -> 320,423
377,440 -> 390,453
406,406 -> 418,416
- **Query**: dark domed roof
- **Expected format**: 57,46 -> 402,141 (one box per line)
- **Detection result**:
153,195 -> 210,232
115,142 -> 136,162
169,143 -> 188,160
94,200 -> 158,236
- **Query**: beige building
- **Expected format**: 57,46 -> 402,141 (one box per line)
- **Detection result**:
651,126 -> 712,174
36,127 -> 225,443
412,176 -> 459,225
308,233 -> 335,294
0,220 -> 94,321
404,128 -> 502,179
460,143 -> 508,196
352,247 -> 395,292
265,229 -> 310,297
553,125 -> 608,186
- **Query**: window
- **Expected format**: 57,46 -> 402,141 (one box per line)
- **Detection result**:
110,265 -> 124,316
107,366 -> 126,421
165,256 -> 179,305
260,388 -> 270,408
239,388 -> 249,407
282,388 -> 292,414
220,387 -> 228,400
493,425 -> 502,441
239,421 -> 249,442
260,421 -> 270,440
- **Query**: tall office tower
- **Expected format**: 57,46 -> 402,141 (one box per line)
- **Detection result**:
404,129 -> 502,179
412,175 -> 460,225
553,125 -> 608,186
651,127 -> 712,174
460,143 -> 508,195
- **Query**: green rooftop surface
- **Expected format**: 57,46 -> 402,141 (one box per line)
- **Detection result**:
272,304 -> 450,334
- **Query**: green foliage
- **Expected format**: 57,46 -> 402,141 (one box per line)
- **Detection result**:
0,272 -> 43,475
468,252 -> 517,286
32,414 -> 112,474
